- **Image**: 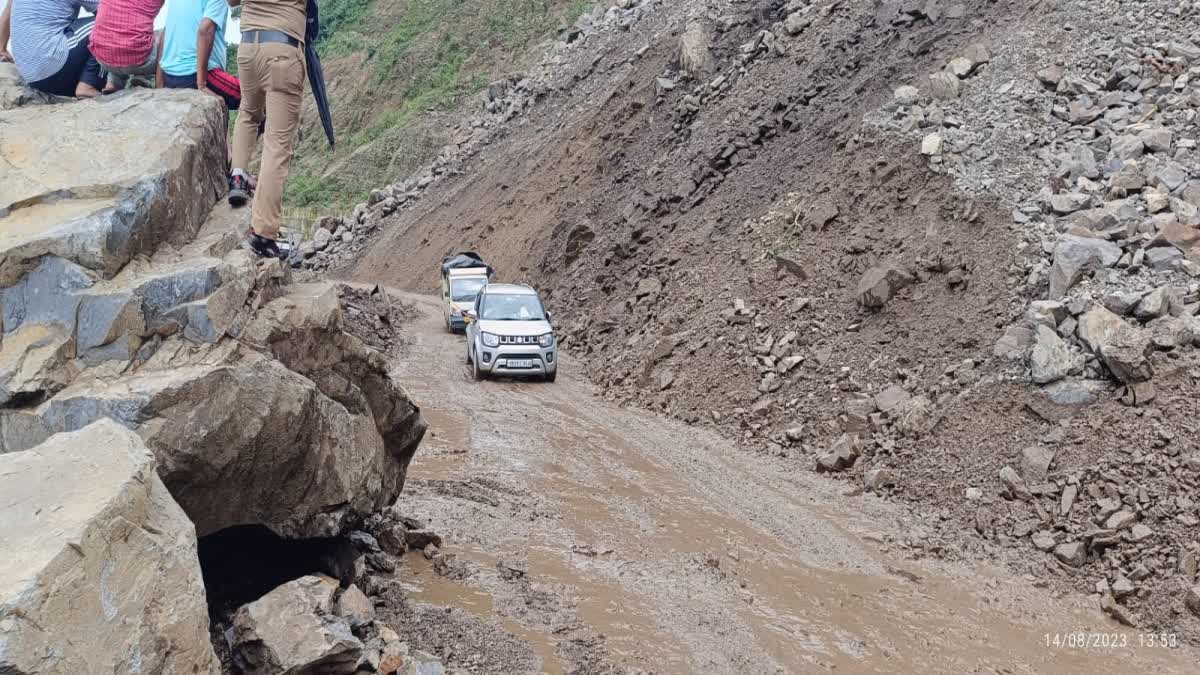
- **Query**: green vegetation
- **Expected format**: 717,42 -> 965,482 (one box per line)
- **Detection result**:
225,43 -> 239,77
283,0 -> 586,211
317,0 -> 372,44
283,173 -> 368,209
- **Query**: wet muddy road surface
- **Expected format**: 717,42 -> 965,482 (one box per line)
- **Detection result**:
388,294 -> 1197,674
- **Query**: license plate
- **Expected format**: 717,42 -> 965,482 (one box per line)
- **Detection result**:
507,359 -> 535,369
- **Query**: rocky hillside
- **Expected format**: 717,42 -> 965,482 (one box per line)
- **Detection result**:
0,75 -> 433,673
328,0 -> 1200,641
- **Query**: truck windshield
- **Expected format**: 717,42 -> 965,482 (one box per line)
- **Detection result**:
450,277 -> 487,302
480,294 -> 546,321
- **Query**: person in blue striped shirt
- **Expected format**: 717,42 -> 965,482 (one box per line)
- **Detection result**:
0,0 -> 105,97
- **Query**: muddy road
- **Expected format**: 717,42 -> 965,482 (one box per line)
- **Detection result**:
385,294 -> 1195,674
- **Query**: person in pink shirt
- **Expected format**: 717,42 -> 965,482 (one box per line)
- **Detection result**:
89,0 -> 164,90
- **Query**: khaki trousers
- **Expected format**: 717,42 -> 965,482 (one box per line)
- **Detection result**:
231,41 -> 305,239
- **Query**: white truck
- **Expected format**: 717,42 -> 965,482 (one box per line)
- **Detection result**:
441,252 -> 494,333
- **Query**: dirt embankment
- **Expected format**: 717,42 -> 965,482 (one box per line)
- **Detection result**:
342,0 -> 1200,644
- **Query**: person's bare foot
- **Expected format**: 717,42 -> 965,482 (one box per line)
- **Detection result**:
75,82 -> 101,98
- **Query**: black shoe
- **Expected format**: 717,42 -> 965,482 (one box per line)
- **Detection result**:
228,174 -> 252,207
246,232 -> 285,259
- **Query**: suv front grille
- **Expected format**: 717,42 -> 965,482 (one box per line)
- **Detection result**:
499,335 -> 539,345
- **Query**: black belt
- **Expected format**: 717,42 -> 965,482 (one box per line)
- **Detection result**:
242,30 -> 300,47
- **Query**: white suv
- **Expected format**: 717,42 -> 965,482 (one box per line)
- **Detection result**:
465,284 -> 557,382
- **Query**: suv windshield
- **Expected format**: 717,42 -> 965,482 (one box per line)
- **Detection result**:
480,293 -> 546,321
451,277 -> 486,302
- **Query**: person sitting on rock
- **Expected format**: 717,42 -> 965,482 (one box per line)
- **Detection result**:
4,0 -> 105,97
157,0 -> 240,110
88,0 -> 164,92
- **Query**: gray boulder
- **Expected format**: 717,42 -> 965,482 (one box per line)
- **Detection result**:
1100,325 -> 1153,383
3,284 -> 426,539
1048,192 -> 1090,214
927,71 -> 960,99
0,89 -> 226,284
1076,305 -> 1152,383
1053,541 -> 1086,567
233,575 -> 362,675
0,249 -> 257,406
0,420 -> 219,674
993,324 -> 1035,361
1029,325 -> 1081,384
1077,305 -> 1127,354
314,227 -> 333,251
1049,235 -> 1121,298
335,584 -> 375,629
816,434 -> 861,472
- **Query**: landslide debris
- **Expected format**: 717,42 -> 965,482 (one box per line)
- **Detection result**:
331,0 -> 1200,641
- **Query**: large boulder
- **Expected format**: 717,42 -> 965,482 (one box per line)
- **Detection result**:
0,249 -> 257,406
0,89 -> 426,675
5,329 -> 420,538
0,90 -> 232,407
240,283 -> 427,474
0,89 -> 226,284
1,278 -> 427,535
0,420 -> 218,673
232,575 -> 363,675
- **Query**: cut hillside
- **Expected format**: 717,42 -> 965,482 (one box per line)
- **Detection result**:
337,0 -> 1200,642
285,0 -> 593,210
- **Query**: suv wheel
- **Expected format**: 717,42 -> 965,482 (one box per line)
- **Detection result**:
472,351 -> 485,381
544,369 -> 557,383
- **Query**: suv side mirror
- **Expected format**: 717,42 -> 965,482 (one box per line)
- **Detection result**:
465,309 -> 477,321
545,310 -> 553,322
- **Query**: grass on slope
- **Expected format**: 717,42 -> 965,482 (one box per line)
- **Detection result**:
283,0 -> 589,211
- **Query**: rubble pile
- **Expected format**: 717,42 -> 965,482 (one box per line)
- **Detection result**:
866,0 -> 1200,404
856,0 -> 1200,628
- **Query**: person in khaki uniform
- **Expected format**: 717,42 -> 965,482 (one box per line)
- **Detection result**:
229,0 -> 306,259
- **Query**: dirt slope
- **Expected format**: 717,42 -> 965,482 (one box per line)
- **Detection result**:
343,0 -> 1200,642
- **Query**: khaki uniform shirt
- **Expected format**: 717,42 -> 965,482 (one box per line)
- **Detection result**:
240,0 -> 306,43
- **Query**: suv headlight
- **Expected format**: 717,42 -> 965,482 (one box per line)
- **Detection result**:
481,332 -> 500,348
538,333 -> 554,348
